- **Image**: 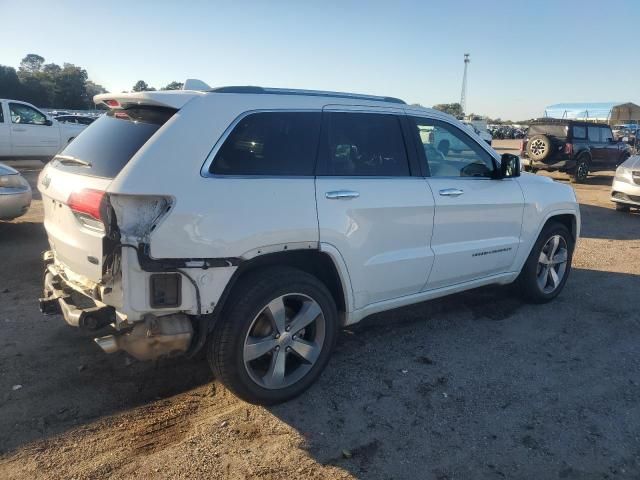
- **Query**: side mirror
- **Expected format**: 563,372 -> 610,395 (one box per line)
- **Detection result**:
497,153 -> 520,178
44,119 -> 53,126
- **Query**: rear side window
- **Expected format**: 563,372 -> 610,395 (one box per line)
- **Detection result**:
587,126 -> 600,142
320,112 -> 410,176
572,125 -> 586,139
210,112 -> 321,176
53,107 -> 176,178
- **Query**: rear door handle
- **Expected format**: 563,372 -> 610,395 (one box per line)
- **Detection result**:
439,188 -> 464,197
325,190 -> 360,200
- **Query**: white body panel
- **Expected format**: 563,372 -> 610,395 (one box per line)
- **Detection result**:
39,90 -> 580,328
0,99 -> 87,158
316,177 -> 435,309
425,177 -> 523,289
611,156 -> 640,206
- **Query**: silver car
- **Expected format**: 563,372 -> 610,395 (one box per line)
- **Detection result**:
0,163 -> 32,220
611,155 -> 640,212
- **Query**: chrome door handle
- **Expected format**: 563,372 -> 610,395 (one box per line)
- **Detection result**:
439,188 -> 464,197
325,190 -> 360,200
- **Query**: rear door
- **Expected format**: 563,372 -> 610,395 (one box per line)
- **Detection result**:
39,106 -> 176,282
8,102 -> 60,157
407,115 -> 524,290
587,124 -> 607,167
0,102 -> 10,156
315,108 -> 435,309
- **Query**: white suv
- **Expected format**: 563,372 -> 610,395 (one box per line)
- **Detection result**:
38,84 -> 580,404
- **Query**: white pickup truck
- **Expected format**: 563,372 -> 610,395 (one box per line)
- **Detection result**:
0,99 -> 88,161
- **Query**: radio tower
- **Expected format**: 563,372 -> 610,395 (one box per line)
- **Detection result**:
460,53 -> 470,117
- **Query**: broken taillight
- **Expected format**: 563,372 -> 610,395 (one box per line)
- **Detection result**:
68,189 -> 106,228
103,99 -> 120,107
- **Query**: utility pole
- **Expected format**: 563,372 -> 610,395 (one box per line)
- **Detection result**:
460,53 -> 470,117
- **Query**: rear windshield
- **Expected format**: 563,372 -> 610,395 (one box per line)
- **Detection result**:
52,107 -> 176,178
528,124 -> 568,138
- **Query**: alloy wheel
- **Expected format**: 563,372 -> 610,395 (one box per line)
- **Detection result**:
536,235 -> 568,294
243,294 -> 325,390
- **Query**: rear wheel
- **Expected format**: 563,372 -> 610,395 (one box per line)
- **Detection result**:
516,221 -> 574,303
571,156 -> 589,183
208,267 -> 338,405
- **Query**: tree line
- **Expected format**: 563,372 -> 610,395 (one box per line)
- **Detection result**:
0,54 -> 183,109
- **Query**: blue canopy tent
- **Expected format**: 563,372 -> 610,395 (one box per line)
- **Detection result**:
544,102 -> 640,124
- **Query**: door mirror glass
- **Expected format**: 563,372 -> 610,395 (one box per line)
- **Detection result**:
499,153 -> 520,178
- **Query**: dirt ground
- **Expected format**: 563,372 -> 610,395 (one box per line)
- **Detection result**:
1,163 -> 639,479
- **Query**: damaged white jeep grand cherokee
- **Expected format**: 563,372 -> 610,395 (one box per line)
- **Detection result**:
38,84 -> 580,404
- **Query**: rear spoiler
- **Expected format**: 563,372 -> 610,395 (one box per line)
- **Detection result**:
94,91 -> 205,110
94,79 -> 211,109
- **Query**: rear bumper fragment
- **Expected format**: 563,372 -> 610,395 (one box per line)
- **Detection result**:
40,256 -> 115,329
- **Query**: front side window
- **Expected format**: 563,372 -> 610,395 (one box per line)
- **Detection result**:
9,103 -> 47,125
572,125 -> 586,139
411,117 -> 495,178
587,126 -> 600,143
320,112 -> 410,176
211,112 -> 321,176
0,103 -> 4,123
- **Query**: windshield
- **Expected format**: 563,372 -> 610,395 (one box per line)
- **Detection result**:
52,106 -> 176,178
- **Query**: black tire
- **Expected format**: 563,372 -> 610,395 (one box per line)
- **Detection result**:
526,134 -> 552,161
615,203 -> 630,212
208,266 -> 338,405
515,221 -> 574,304
570,156 -> 589,183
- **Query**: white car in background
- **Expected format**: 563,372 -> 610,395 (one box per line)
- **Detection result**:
0,99 -> 88,162
611,155 -> 640,212
38,83 -> 580,404
0,162 -> 31,220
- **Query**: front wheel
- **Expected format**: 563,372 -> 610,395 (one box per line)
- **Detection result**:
208,267 -> 338,405
516,222 -> 574,303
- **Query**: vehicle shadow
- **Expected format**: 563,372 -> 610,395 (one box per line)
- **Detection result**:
2,268 -> 639,480
266,267 -> 640,479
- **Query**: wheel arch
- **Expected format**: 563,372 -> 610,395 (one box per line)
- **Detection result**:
544,213 -> 578,241
211,249 -> 351,327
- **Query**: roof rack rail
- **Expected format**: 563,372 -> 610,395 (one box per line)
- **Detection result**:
209,86 -> 406,105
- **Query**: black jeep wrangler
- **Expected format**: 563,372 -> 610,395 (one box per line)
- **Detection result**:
522,119 -> 631,183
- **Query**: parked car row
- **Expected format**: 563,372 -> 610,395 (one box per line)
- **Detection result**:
489,125 -> 526,139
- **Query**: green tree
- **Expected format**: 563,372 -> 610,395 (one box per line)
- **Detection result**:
0,66 -> 24,99
18,54 -> 45,75
132,80 -> 155,92
433,103 -> 464,118
163,81 -> 183,90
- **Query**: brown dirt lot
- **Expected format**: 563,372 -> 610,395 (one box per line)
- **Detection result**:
0,165 -> 639,479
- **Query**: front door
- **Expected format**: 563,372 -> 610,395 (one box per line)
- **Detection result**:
407,116 -> 524,290
8,102 -> 59,157
315,109 -> 435,309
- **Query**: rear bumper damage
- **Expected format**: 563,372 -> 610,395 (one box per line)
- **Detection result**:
39,250 -> 197,360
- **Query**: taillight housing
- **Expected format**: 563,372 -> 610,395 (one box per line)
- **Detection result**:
68,189 -> 107,230
563,143 -> 573,155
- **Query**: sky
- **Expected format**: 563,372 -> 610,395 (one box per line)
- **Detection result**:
2,0 -> 639,120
